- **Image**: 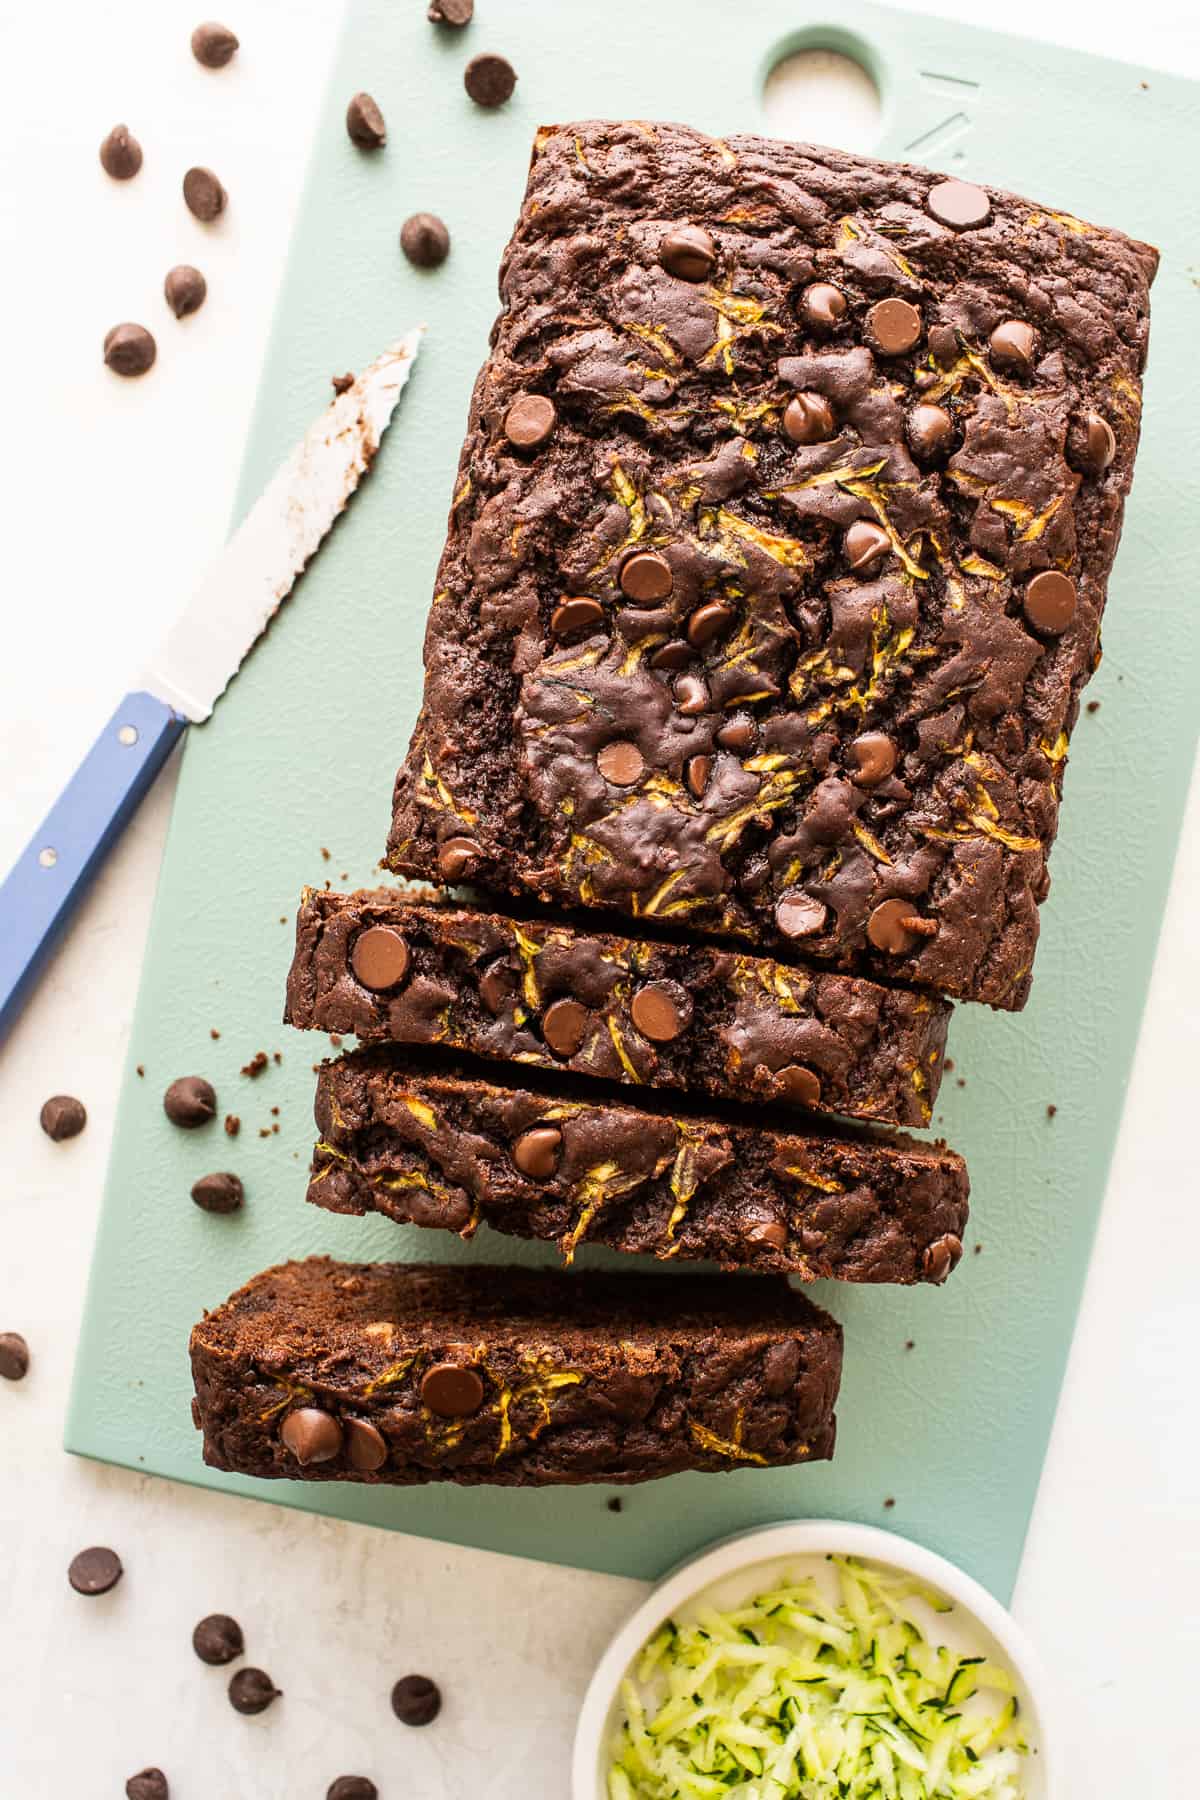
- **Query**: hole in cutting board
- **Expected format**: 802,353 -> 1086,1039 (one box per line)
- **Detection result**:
763,46 -> 881,152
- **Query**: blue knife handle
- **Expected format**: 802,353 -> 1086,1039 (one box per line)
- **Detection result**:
0,691 -> 187,1044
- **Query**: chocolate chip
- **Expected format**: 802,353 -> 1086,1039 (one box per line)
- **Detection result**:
649,640 -> 691,671
926,178 -> 991,230
125,1770 -> 168,1800
192,1613 -> 244,1665
1069,411 -> 1116,475
746,1219 -> 787,1251
0,1333 -> 30,1381
164,264 -> 207,318
673,672 -> 709,716
344,1418 -> 388,1472
606,1496 -> 623,1513
685,754 -> 711,799
659,224 -> 716,282
775,892 -> 827,939
437,835 -> 480,881
328,1781 -> 378,1800
848,731 -> 897,787
988,319 -> 1036,375
351,925 -> 410,991
551,596 -> 604,640
844,520 -> 891,574
39,1094 -> 87,1141
798,282 -> 846,330
345,92 -> 386,149
400,212 -> 450,268
866,298 -> 922,356
68,1546 -> 123,1595
503,393 -> 556,450
391,1674 -> 442,1726
513,1125 -> 563,1179
163,1076 -> 216,1128
99,124 -> 142,180
687,599 -> 735,647
1023,570 -> 1077,633
922,1233 -> 962,1282
716,715 -> 756,753
403,1187 -> 472,1232
783,391 -> 835,445
280,1406 -> 343,1465
867,898 -> 921,954
427,0 -> 472,21
542,996 -> 591,1057
478,958 -> 518,1015
191,21 -> 239,67
630,981 -> 691,1044
597,740 -> 644,785
420,1364 -> 484,1418
463,52 -> 516,107
906,403 -> 953,461
619,550 -> 673,604
774,1066 -> 821,1107
190,1171 -> 244,1214
183,166 -> 227,222
229,1668 -> 280,1715
104,324 -> 156,377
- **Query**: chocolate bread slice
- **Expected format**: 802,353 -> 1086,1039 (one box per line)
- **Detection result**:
309,1049 -> 968,1282
286,888 -> 951,1127
386,119 -> 1156,1009
189,1257 -> 842,1487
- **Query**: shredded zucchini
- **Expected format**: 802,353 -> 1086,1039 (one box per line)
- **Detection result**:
607,1556 -> 1029,1799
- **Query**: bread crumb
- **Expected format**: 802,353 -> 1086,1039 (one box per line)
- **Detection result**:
224,1114 -> 241,1137
241,1051 -> 269,1079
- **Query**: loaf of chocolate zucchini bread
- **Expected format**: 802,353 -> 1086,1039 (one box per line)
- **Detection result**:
386,119 -> 1155,1008
308,1049 -> 968,1282
189,1257 -> 842,1486
285,887 -> 951,1126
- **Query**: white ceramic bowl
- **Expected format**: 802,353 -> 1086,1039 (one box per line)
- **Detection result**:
573,1520 -> 1057,1800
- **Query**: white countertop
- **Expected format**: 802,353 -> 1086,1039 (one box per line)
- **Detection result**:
1,2 -> 1197,1793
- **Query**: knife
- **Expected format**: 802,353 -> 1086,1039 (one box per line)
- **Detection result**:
0,328 -> 422,1045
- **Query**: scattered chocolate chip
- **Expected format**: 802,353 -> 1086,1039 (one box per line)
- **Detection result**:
988,319 -> 1036,375
659,224 -> 716,282
125,1770 -> 168,1800
926,178 -> 991,230
921,1233 -> 962,1282
164,264 -> 207,318
867,898 -> 922,954
503,393 -> 556,450
513,1125 -> 563,1179
542,996 -> 591,1057
39,1094 -> 87,1141
1068,411 -> 1116,475
746,1219 -> 787,1251
229,1668 -> 280,1715
883,1496 -> 896,1510
906,402 -> 953,461
630,981 -> 691,1044
463,52 -> 515,107
1086,700 -> 1100,714
848,731 -> 897,787
649,640 -> 691,672
1046,1103 -> 1058,1118
687,599 -> 735,647
437,835 -> 480,881
344,1417 -> 388,1472
280,1406 -> 343,1466
164,1076 -> 216,1127
351,925 -> 410,991
904,1339 -> 915,1351
192,1613 -> 244,1665
400,212 -> 450,268
328,1781 -> 378,1800
716,715 -> 756,753
191,21 -> 239,67
420,1364 -> 483,1419
606,1496 -> 623,1513
190,1171 -> 244,1214
783,391 -> 835,445
331,372 -> 355,395
391,1674 -> 442,1726
224,1114 -> 240,1137
775,891 -> 827,938
844,519 -> 891,574
136,1064 -> 145,1077
0,1332 -> 30,1381
104,324 -> 157,377
619,550 -> 673,604
867,298 -> 922,356
1023,570 -> 1077,634
345,92 -> 386,149
551,596 -> 604,640
673,672 -> 709,716
69,1546 -> 123,1595
774,1066 -> 821,1107
100,124 -> 143,180
974,1243 -> 983,1255
428,0 -> 472,21
183,166 -> 227,222
597,740 -> 644,786
798,282 -> 846,330
685,754 -> 711,799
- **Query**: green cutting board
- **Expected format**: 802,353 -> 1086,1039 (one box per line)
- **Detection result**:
67,0 -> 1200,1597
